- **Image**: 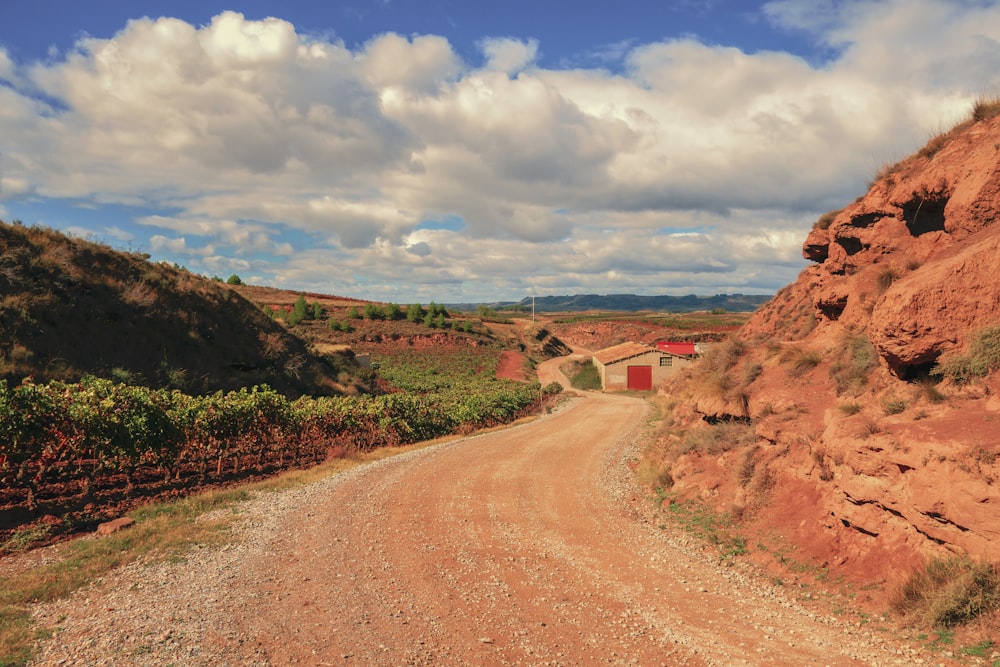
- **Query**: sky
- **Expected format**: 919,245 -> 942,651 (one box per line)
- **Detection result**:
1,1 -> 999,303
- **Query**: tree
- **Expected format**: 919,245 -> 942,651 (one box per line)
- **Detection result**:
384,302 -> 402,321
434,313 -> 447,329
312,301 -> 323,320
226,274 -> 242,285
406,303 -> 423,322
287,295 -> 308,326
363,303 -> 385,320
329,317 -> 352,332
424,311 -> 436,328
348,306 -> 362,319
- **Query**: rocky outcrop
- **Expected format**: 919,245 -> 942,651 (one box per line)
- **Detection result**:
870,231 -> 1000,377
652,109 -> 1000,596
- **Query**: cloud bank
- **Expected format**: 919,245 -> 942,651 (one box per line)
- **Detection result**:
1,0 -> 998,301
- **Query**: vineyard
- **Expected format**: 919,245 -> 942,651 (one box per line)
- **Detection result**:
0,346 -> 555,547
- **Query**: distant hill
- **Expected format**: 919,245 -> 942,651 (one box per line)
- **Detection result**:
449,293 -> 772,313
0,222 -> 351,396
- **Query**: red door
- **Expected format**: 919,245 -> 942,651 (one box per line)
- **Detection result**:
627,365 -> 653,390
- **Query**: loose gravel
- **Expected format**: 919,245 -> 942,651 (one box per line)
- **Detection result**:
24,388 -> 955,667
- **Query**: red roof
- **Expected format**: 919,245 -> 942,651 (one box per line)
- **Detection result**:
657,341 -> 697,356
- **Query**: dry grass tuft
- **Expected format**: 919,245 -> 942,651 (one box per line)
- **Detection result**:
679,420 -> 756,456
782,347 -> 822,377
972,96 -> 1000,123
881,394 -> 909,416
830,334 -> 878,395
893,556 -> 1000,629
875,266 -> 900,294
934,325 -> 1000,384
839,401 -> 862,415
814,209 -> 841,231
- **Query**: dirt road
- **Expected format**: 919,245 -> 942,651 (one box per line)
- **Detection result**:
31,363 -> 930,666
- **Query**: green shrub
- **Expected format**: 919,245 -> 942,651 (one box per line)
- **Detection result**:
933,325 -> 1000,384
565,360 -> 601,391
406,303 -> 423,322
384,302 -> 402,321
893,556 -> 1000,628
363,303 -> 385,320
225,274 -> 242,285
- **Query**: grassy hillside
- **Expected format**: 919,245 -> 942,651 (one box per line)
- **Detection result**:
0,221 -> 352,397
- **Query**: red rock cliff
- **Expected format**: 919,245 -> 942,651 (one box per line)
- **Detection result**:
650,107 -> 1000,597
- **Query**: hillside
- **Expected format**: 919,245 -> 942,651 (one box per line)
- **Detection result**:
229,289 -> 573,374
645,102 -> 1000,617
0,222 -> 352,396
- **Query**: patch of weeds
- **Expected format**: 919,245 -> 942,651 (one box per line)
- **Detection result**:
679,420 -> 756,456
783,347 -> 822,377
858,417 -> 881,439
742,362 -> 763,385
0,525 -> 52,555
562,359 -> 602,391
893,556 -> 1000,628
876,266 -> 900,293
972,96 -> 1000,123
736,447 -> 758,487
839,401 -> 862,415
814,209 -> 841,231
881,394 -> 908,415
972,446 -> 998,466
933,325 -> 1000,384
932,627 -> 955,646
961,639 -> 993,657
918,132 -> 949,159
662,496 -> 748,563
830,334 -> 878,395
636,460 -> 673,491
918,378 -> 946,404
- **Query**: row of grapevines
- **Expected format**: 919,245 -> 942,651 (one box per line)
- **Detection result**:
0,369 -> 542,508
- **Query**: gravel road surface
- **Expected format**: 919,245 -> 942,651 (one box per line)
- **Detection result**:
29,366 -> 940,666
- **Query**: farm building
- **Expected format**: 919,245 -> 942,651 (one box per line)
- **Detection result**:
592,341 -> 699,391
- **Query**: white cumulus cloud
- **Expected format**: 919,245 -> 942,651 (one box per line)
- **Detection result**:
1,3 -> 998,300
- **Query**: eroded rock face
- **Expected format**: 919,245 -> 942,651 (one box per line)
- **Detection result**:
658,112 -> 1000,593
869,231 -> 1000,378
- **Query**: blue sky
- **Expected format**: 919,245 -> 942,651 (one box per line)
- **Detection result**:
1,1 -> 998,302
